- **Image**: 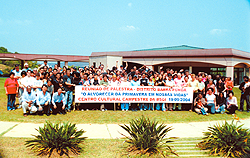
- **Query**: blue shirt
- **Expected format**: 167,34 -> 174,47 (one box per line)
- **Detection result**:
22,91 -> 36,103
36,91 -> 51,106
130,80 -> 140,86
52,92 -> 66,106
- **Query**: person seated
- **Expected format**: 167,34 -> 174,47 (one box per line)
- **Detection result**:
205,88 -> 216,114
36,84 -> 51,116
216,92 -> 226,114
22,86 -> 37,116
226,91 -> 238,114
194,92 -> 208,115
52,88 -> 66,115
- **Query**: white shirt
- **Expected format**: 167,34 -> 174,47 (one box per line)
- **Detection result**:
23,76 -> 35,87
206,94 -> 216,104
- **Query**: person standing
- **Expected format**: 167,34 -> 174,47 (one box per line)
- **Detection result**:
4,72 -> 19,111
239,76 -> 250,112
63,68 -> 75,112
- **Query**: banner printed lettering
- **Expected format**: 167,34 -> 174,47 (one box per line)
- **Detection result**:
75,86 -> 194,103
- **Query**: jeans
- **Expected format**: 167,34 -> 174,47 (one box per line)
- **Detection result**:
65,91 -> 73,110
215,104 -> 226,113
7,94 -> 16,110
240,94 -> 250,111
148,103 -> 153,110
207,103 -> 215,114
121,103 -> 129,111
156,103 -> 166,111
173,103 -> 181,111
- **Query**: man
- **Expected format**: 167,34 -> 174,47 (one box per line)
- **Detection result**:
39,60 -> 50,70
36,84 -> 51,116
52,87 -> 66,115
22,86 -> 37,116
22,63 -> 30,72
63,68 -> 75,112
239,76 -> 250,112
22,70 -> 35,89
197,76 -> 205,95
33,73 -> 43,94
130,75 -> 140,111
50,69 -> 58,82
12,64 -> 21,79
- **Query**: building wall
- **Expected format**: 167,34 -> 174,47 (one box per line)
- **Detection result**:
89,56 -> 122,69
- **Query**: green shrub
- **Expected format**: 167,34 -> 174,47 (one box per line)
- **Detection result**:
25,121 -> 86,158
119,116 -> 178,157
197,120 -> 250,157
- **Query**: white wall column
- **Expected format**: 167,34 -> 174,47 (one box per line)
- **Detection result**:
146,65 -> 154,71
226,66 -> 234,79
189,66 -> 192,74
65,61 -> 68,67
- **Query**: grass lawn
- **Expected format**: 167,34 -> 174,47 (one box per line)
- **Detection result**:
0,77 -> 250,124
1,137 -> 214,158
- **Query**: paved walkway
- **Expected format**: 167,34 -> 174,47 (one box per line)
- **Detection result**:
1,118 -> 250,139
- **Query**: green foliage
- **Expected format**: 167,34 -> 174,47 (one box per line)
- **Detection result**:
25,121 -> 86,158
197,119 -> 250,157
120,116 -> 178,157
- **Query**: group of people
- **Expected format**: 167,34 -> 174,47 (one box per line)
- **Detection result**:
3,60 -> 246,116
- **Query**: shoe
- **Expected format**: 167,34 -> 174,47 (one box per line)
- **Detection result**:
46,113 -> 50,116
122,109 -> 124,111
247,111 -> 249,113
140,109 -> 143,111
67,110 -> 71,112
238,109 -> 242,112
126,109 -> 128,111
23,114 -> 27,117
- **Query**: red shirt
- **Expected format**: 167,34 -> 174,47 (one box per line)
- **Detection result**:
4,78 -> 19,94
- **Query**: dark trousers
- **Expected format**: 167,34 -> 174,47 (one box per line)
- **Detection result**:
227,104 -> 238,114
240,94 -> 250,111
131,103 -> 138,111
7,94 -> 16,110
52,102 -> 65,114
37,104 -> 50,115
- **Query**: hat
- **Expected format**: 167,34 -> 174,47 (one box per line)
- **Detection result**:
33,68 -> 38,71
15,64 -> 19,67
120,65 -> 123,67
133,75 -> 138,78
24,63 -> 28,66
73,67 -> 77,70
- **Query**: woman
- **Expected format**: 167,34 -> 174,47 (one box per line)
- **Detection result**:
4,72 -> 19,111
206,79 -> 216,94
155,74 -> 166,111
226,91 -> 238,114
120,76 -> 130,111
147,75 -> 155,110
205,88 -> 216,114
216,92 -> 226,114
216,79 -> 225,95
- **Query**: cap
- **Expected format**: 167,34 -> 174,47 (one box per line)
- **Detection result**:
133,75 -> 138,78
120,65 -> 123,67
24,63 -> 28,66
33,68 -> 38,71
15,64 -> 19,67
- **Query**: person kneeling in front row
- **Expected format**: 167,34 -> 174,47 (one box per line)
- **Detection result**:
52,87 -> 66,115
22,86 -> 37,117
36,84 -> 51,116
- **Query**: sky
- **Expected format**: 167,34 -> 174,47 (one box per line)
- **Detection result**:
0,0 -> 250,56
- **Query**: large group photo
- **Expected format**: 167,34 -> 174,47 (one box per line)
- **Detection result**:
4,59 -> 250,116
1,0 -> 250,157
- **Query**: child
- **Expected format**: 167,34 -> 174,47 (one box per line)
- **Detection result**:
196,98 -> 208,115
